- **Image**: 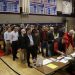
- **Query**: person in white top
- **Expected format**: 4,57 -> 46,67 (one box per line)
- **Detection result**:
11,29 -> 18,42
4,27 -> 11,55
11,26 -> 19,61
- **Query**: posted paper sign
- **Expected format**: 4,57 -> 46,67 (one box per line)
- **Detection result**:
62,1 -> 72,14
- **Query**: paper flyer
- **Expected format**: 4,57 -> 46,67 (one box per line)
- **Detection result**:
46,63 -> 58,69
43,59 -> 52,65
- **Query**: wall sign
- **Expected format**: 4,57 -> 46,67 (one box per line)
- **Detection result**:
62,0 -> 72,14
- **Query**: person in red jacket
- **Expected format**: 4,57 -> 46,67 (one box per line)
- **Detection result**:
54,38 -> 66,55
63,30 -> 74,49
54,30 -> 74,55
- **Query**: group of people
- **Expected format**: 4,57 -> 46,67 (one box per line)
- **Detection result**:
0,24 -> 75,68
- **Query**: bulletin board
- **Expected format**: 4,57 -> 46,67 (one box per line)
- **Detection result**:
0,0 -> 19,13
30,0 -> 57,15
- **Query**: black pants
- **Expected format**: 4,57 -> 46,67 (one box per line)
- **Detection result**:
41,41 -> 48,57
27,45 -> 37,66
12,41 -> 18,60
34,46 -> 38,59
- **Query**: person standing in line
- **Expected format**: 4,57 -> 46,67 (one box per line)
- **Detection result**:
25,28 -> 36,68
48,27 -> 54,56
18,29 -> 27,63
32,30 -> 40,64
4,27 -> 11,55
40,26 -> 48,57
63,30 -> 74,49
10,26 -> 19,61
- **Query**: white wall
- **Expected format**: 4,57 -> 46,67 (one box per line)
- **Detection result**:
0,14 -> 63,23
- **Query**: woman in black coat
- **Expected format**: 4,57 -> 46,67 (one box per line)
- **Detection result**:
18,29 -> 27,63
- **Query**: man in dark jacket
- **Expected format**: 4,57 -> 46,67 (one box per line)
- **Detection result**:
25,28 -> 38,68
32,29 -> 40,60
48,27 -> 54,56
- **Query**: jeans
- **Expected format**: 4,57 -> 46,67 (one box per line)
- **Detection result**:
48,42 -> 54,56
